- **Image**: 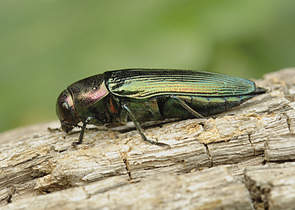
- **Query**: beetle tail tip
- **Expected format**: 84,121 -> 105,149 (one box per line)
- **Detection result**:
255,87 -> 268,94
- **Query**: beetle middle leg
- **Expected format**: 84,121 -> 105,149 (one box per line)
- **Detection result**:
170,95 -> 204,118
121,104 -> 171,148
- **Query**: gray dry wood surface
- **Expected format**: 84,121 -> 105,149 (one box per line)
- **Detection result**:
1,68 -> 295,210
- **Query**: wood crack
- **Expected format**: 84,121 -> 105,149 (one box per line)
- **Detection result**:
122,157 -> 132,180
283,112 -> 292,133
204,143 -> 213,167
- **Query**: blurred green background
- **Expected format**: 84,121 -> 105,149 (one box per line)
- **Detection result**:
1,0 -> 295,133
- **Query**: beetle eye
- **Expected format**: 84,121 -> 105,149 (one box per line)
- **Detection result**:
56,90 -> 78,132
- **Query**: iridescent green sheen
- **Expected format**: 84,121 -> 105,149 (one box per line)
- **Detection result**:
105,69 -> 256,98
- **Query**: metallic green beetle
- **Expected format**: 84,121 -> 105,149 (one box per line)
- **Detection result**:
56,69 -> 267,147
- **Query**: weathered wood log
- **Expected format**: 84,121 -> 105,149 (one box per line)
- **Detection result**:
0,68 -> 295,209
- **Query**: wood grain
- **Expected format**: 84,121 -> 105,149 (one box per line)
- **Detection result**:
1,68 -> 295,209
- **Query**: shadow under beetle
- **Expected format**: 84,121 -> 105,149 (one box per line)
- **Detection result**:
56,69 -> 267,147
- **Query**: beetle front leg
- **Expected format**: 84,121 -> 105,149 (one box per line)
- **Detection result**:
72,116 -> 92,146
121,104 -> 171,148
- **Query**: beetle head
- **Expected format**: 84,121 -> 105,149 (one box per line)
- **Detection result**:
56,89 -> 79,132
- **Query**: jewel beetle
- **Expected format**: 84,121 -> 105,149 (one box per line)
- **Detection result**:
56,69 -> 267,147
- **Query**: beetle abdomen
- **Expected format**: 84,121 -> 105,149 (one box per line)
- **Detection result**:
161,94 -> 259,118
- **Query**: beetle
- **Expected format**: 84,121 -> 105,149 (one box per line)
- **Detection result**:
56,69 -> 267,147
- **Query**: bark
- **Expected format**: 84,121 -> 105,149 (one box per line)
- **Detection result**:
1,68 -> 295,210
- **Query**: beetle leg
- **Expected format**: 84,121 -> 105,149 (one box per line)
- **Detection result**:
170,95 -> 204,118
122,104 -> 171,148
72,116 -> 92,146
